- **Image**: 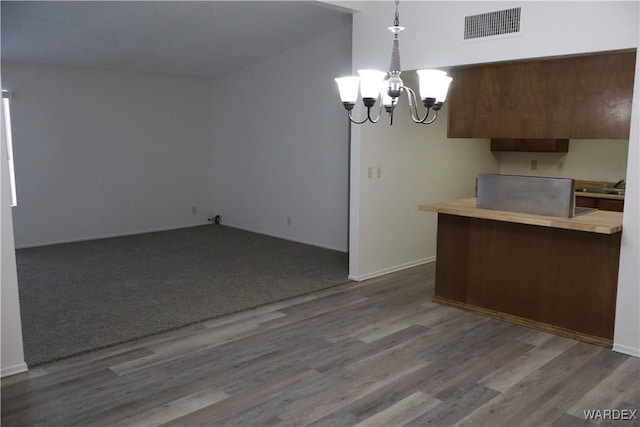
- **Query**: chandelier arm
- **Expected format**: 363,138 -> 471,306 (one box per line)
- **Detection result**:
403,86 -> 426,122
420,109 -> 438,125
403,86 -> 439,124
347,109 -> 372,125
347,103 -> 383,124
367,104 -> 383,124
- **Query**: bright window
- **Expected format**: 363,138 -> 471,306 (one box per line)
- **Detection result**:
2,90 -> 17,207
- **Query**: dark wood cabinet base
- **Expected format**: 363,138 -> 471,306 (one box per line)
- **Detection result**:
576,196 -> 624,212
433,296 -> 612,347
434,214 -> 621,346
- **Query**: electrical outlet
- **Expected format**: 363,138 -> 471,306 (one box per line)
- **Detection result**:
377,166 -> 382,178
287,216 -> 291,226
191,206 -> 197,214
368,167 -> 372,179
558,161 -> 565,171
530,160 -> 538,171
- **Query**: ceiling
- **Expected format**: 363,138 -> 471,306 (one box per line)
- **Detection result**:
0,1 -> 353,79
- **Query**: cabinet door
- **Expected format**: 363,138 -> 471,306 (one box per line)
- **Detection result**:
576,197 -> 596,208
575,197 -> 624,212
491,138 -> 569,152
521,139 -> 569,152
597,199 -> 624,212
490,139 -> 521,151
448,50 -> 636,139
447,66 -> 497,138
570,53 -> 636,138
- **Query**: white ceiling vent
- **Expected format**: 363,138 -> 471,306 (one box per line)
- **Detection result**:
464,7 -> 521,40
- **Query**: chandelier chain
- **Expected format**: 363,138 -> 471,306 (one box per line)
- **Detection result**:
393,0 -> 400,27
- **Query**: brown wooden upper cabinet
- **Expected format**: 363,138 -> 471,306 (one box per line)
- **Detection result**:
490,138 -> 569,152
447,49 -> 636,139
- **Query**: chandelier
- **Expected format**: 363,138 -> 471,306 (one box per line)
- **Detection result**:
335,0 -> 452,125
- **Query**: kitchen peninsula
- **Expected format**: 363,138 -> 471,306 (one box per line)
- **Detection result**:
419,198 -> 623,347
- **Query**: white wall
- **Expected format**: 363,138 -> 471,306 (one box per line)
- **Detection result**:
351,1 -> 639,355
498,139 -> 629,182
210,25 -> 352,251
1,94 -> 27,377
353,2 -> 638,72
2,62 -> 216,248
614,50 -> 640,357
351,73 -> 499,279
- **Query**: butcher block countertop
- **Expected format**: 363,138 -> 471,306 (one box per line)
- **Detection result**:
418,198 -> 622,234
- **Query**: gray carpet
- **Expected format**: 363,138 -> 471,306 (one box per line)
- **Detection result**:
15,225 -> 349,366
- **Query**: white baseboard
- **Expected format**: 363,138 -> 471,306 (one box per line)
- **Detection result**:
17,221 -> 349,254
613,343 -> 640,358
15,222 -> 212,249
1,361 -> 28,378
348,256 -> 436,282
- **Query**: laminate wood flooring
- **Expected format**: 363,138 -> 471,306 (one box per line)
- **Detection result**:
2,264 -> 639,426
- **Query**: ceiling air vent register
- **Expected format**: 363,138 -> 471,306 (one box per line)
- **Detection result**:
464,7 -> 521,40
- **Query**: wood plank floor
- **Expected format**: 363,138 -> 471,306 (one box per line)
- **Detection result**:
2,263 -> 639,426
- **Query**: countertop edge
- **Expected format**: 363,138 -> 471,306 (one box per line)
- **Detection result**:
418,198 -> 623,235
